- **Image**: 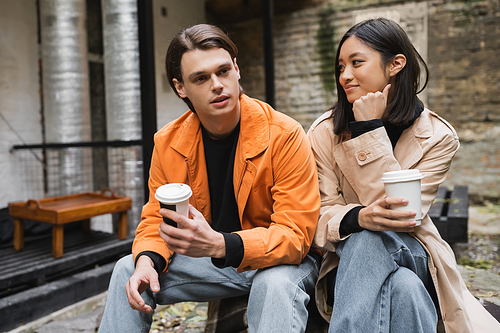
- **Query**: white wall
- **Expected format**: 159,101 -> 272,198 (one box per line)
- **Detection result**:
0,0 -> 42,208
153,0 -> 206,130
0,0 -> 206,208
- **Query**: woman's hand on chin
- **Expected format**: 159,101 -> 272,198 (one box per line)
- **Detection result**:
352,84 -> 391,121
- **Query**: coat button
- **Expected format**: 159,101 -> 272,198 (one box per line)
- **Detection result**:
358,152 -> 367,161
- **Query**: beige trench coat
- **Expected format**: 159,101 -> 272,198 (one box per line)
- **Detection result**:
307,109 -> 500,332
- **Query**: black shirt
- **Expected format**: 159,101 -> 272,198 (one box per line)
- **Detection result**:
201,123 -> 244,268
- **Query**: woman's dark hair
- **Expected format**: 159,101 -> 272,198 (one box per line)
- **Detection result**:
165,24 -> 242,112
330,18 -> 429,136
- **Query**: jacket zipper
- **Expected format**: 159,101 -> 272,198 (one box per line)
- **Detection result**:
185,158 -> 197,208
236,160 -> 248,200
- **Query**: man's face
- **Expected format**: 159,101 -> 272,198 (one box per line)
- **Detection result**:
173,48 -> 241,138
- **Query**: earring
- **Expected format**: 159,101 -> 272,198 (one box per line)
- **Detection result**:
238,73 -> 241,80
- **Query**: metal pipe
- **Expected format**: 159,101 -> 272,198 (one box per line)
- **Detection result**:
40,0 -> 92,195
102,0 -> 142,141
102,0 -> 143,232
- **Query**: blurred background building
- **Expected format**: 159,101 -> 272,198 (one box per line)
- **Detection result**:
1,0 -> 499,236
1,1 -> 499,330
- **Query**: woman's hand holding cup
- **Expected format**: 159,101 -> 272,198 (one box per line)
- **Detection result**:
358,197 -> 417,233
359,169 -> 423,233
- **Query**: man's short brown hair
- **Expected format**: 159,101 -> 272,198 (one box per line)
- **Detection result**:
165,24 -> 240,112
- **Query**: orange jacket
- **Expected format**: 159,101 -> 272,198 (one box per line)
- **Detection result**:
133,95 -> 320,273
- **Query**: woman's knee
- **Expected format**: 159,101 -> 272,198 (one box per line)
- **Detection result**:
346,230 -> 383,248
338,230 -> 385,258
390,267 -> 437,323
390,267 -> 428,299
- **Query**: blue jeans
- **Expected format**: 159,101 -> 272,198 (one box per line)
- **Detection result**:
98,253 -> 319,333
328,230 -> 437,333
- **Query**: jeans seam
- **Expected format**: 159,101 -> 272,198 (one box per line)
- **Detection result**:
378,275 -> 390,333
159,278 -> 252,291
290,257 -> 318,333
140,313 -> 152,333
291,285 -> 299,333
390,247 -> 427,259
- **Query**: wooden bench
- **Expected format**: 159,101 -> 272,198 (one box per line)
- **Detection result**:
8,189 -> 132,258
429,185 -> 469,243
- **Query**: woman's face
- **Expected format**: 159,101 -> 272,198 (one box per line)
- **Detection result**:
338,36 -> 391,104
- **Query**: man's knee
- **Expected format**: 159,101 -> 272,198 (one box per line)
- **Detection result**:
252,266 -> 291,291
111,254 -> 136,283
252,258 -> 317,293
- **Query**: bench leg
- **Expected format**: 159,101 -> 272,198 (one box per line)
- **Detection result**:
117,211 -> 128,240
13,218 -> 25,250
52,225 -> 64,258
82,218 -> 91,233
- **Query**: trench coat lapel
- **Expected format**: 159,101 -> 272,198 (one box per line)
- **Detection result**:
394,110 -> 432,169
332,143 -> 359,193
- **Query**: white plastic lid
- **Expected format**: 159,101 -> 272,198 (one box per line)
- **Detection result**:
381,169 -> 423,183
155,183 -> 192,204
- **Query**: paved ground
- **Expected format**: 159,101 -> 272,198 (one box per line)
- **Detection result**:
469,205 -> 500,235
7,205 -> 500,333
451,205 -> 500,307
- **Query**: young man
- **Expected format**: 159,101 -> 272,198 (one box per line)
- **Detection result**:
98,24 -> 321,333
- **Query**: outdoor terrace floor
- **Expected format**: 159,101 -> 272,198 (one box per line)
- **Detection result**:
0,229 -> 133,331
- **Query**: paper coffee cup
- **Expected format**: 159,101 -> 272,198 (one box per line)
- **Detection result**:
155,183 -> 192,227
381,170 -> 423,226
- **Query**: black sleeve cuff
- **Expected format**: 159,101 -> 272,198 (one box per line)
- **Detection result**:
308,251 -> 323,265
349,119 -> 383,139
135,251 -> 167,274
211,232 -> 244,269
339,206 -> 365,236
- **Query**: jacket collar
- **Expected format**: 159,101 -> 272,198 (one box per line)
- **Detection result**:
170,111 -> 201,157
409,108 -> 433,139
170,94 -> 269,159
238,94 -> 269,159
394,109 -> 432,169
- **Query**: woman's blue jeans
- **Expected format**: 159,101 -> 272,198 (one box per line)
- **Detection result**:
328,230 -> 438,333
98,253 -> 319,333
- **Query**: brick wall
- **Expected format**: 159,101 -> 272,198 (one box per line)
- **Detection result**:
218,0 -> 500,200
427,0 -> 500,200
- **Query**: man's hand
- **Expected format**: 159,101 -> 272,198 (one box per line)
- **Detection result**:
352,84 -> 391,121
358,197 -> 417,233
125,256 -> 160,314
159,205 -> 226,258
